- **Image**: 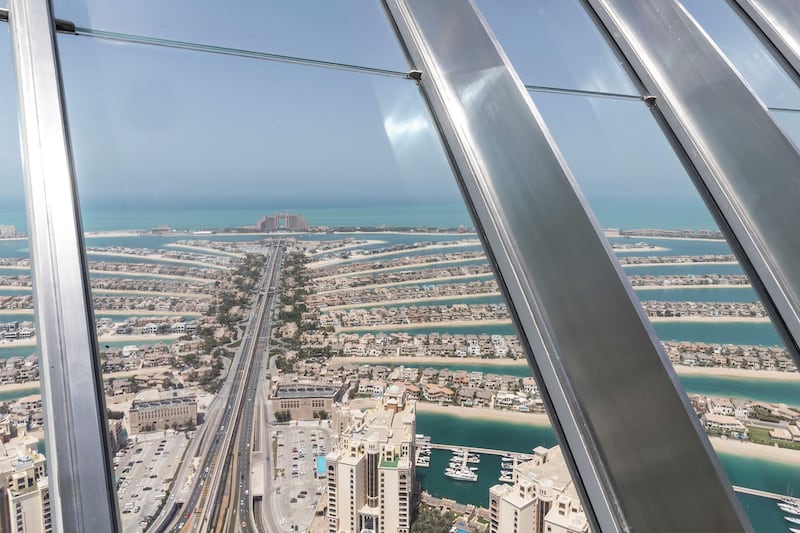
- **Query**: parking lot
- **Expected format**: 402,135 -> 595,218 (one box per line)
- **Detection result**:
114,432 -> 189,532
272,425 -> 330,532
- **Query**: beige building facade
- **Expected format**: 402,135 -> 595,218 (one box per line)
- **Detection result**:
489,446 -> 588,533
128,396 -> 197,434
0,436 -> 51,533
327,385 -> 416,533
270,382 -> 341,421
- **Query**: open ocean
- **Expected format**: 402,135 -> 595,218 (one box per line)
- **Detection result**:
1,200 -> 797,531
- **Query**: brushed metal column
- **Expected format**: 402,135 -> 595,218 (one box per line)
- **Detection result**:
383,0 -> 751,531
584,0 -> 800,369
8,0 -> 120,531
730,0 -> 800,80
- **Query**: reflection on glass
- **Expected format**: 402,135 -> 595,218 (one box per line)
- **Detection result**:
476,0 -> 638,95
0,22 -> 53,533
532,90 -> 800,532
53,0 -> 409,73
55,29 -> 577,532
680,0 -> 800,110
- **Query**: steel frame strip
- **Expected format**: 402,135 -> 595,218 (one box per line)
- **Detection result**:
730,0 -> 800,81
8,0 -> 120,530
383,0 -> 750,531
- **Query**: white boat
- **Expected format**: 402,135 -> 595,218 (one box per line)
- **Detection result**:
498,473 -> 514,483
445,468 -> 478,482
466,454 -> 480,464
778,503 -> 800,516
785,516 -> 800,525
790,528 -> 800,533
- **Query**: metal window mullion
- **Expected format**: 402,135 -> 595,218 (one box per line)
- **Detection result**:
583,0 -> 800,369
729,0 -> 800,82
8,1 -> 120,532
383,1 -> 751,531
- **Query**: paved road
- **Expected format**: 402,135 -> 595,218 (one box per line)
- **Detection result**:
227,246 -> 284,532
154,241 -> 283,532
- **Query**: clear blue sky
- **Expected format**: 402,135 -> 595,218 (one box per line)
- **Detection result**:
0,0 -> 797,220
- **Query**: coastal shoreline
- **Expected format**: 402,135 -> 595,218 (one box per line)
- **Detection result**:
329,356 -> 800,382
335,319 -> 512,333
309,241 -> 482,270
415,402 -> 551,426
322,292 -> 502,311
711,436 -> 800,466
317,272 -> 494,295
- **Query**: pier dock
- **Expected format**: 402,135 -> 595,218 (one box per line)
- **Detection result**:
417,437 -> 796,504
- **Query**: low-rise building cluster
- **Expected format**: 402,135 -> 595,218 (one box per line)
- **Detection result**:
313,264 -> 493,293
310,280 -> 498,308
690,393 -> 800,441
640,300 -> 766,319
301,332 -> 525,359
627,274 -> 749,287
617,254 -> 735,265
322,303 -> 510,329
664,340 -> 796,372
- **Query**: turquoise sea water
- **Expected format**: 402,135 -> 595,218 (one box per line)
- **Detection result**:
634,286 -> 758,303
368,360 -> 800,406
353,321 -> 784,347
2,202 -> 797,531
0,387 -> 39,402
415,412 -> 798,532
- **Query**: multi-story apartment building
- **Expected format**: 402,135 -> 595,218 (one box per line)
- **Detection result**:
489,446 -> 588,533
327,385 -> 415,533
0,436 -> 51,533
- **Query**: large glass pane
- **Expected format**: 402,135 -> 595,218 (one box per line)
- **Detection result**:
531,89 -> 800,533
53,0 -> 409,73
680,0 -> 800,110
56,23 -> 573,532
475,0 -> 639,95
0,22 -> 53,533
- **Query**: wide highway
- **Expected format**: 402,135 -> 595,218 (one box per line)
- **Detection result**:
157,240 -> 283,532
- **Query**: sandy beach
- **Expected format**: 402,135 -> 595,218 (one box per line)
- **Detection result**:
415,401 -> 551,426
315,256 -> 489,280
0,285 -> 30,291
647,316 -> 770,323
605,231 -> 725,243
329,356 -> 800,384
710,436 -> 800,466
166,243 -> 245,258
87,251 -> 230,270
0,365 -> 174,396
322,292 -> 502,311
98,333 -> 182,343
310,241 -> 483,271
622,261 -> 738,268
336,319 -> 513,333
331,355 -> 528,367
612,246 -> 669,253
84,230 -> 146,238
0,309 -> 33,316
317,272 -> 494,295
307,240 -> 386,257
89,269 -> 215,283
95,309 -> 202,317
92,288 -> 212,299
0,333 -> 182,350
633,284 -> 751,290
673,365 -> 800,382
